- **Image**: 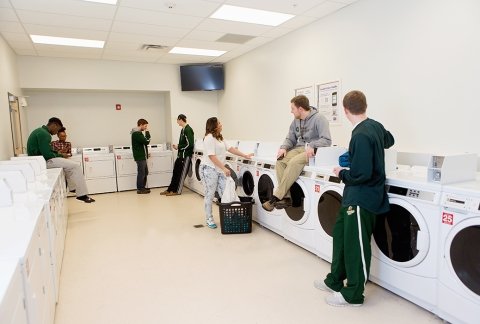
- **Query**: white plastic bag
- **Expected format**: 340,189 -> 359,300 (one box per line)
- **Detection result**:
221,177 -> 239,203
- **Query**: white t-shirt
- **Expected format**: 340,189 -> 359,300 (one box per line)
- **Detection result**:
202,134 -> 231,171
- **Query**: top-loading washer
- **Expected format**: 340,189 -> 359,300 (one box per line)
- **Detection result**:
436,178 -> 480,324
370,169 -> 442,312
82,147 -> 117,194
113,146 -> 137,191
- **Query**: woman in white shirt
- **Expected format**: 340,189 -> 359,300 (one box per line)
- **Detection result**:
200,117 -> 254,229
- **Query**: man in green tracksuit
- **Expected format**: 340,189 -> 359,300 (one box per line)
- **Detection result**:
314,90 -> 395,306
161,114 -> 194,196
131,118 -> 151,194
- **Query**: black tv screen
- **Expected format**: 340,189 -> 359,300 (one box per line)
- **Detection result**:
180,64 -> 224,91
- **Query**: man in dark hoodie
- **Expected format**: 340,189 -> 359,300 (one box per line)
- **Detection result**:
131,118 -> 151,194
262,95 -> 332,211
314,90 -> 395,307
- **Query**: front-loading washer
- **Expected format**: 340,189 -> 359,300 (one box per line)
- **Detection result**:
370,169 -> 442,312
236,141 -> 258,199
113,146 -> 137,191
191,139 -> 205,196
436,178 -> 480,324
82,147 -> 117,194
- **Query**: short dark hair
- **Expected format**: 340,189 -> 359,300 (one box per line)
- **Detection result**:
291,95 -> 310,110
343,90 -> 367,115
137,118 -> 148,126
58,127 -> 66,133
177,114 -> 187,122
48,117 -> 63,127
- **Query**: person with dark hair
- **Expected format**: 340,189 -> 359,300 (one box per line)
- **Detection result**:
131,118 -> 151,194
200,117 -> 253,229
262,94 -> 332,211
161,114 -> 194,196
27,117 -> 95,203
51,127 -> 72,157
314,90 -> 395,307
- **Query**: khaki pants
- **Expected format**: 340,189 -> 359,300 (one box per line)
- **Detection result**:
47,157 -> 88,197
274,146 -> 308,200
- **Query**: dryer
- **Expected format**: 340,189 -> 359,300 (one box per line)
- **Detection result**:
113,146 -> 137,191
236,141 -> 258,199
147,144 -> 173,188
436,179 -> 480,324
190,138 -> 205,196
82,147 -> 117,194
370,169 -> 442,312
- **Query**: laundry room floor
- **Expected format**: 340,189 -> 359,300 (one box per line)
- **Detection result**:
55,188 -> 443,324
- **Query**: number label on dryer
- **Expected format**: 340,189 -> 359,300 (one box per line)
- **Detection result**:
256,170 -> 259,176
315,184 -> 320,193
442,212 -> 454,225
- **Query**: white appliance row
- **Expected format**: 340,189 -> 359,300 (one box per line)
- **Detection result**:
0,157 -> 69,324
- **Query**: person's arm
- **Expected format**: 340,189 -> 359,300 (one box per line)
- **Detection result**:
66,142 -> 72,156
384,130 -> 395,149
338,134 -> 373,185
145,130 -> 151,144
39,132 -> 61,160
308,115 -> 332,149
179,127 -> 194,152
228,147 -> 253,159
280,121 -> 297,151
133,131 -> 150,144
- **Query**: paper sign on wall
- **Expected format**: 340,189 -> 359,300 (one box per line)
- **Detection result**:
315,80 -> 341,124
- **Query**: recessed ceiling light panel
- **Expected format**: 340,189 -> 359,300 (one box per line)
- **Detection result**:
210,5 -> 294,26
169,47 -> 226,57
30,35 -> 105,48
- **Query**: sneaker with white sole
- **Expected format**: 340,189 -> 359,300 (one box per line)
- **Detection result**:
325,292 -> 362,307
206,218 -> 217,229
313,280 -> 334,293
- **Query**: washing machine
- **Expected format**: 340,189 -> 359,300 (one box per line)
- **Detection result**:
236,140 -> 258,199
190,139 -> 205,196
435,179 -> 480,324
147,144 -> 173,188
113,146 -> 137,191
370,169 -> 442,312
82,147 -> 117,194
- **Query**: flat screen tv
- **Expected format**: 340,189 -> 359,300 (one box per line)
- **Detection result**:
180,64 -> 224,91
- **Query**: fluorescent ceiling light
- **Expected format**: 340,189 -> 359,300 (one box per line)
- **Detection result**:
80,0 -> 118,4
210,4 -> 294,26
169,47 -> 226,57
30,35 -> 104,48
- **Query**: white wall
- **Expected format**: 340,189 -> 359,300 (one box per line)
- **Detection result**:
0,36 -> 22,160
23,90 -> 168,148
17,57 -> 219,146
219,0 -> 480,157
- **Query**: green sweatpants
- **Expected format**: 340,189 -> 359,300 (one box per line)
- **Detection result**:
274,147 -> 308,200
324,205 -> 376,304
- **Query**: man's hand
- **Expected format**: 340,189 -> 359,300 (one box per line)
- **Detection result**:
277,148 -> 287,160
172,144 -> 178,150
306,146 -> 315,158
333,166 -> 345,177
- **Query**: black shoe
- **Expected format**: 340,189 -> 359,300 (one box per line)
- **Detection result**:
76,195 -> 95,203
137,189 -> 150,194
145,188 -> 151,193
69,189 -> 76,193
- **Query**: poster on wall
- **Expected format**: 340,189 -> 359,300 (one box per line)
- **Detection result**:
315,80 -> 341,124
294,85 -> 314,106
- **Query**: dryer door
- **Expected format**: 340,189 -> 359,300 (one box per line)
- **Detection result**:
195,157 -> 202,181
257,173 -> 274,204
444,218 -> 480,298
372,197 -> 430,267
239,168 -> 255,197
285,180 -> 310,225
316,185 -> 343,238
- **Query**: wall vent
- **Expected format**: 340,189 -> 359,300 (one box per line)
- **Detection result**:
140,44 -> 169,51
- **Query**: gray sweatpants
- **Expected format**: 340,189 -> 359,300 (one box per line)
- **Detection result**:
47,157 -> 88,197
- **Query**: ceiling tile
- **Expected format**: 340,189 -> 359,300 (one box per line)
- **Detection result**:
4,38 -> 34,50
115,7 -> 203,29
111,21 -> 190,38
0,0 -> 12,8
157,54 -> 213,64
278,15 -> 318,29
0,21 -> 24,33
1,31 -> 31,42
334,0 -> 358,4
107,32 -> 180,46
224,0 -> 327,15
175,39 -> 238,51
15,48 -> 36,55
196,18 -> 272,36
11,0 -> 116,19
260,26 -> 294,38
0,8 -> 19,21
120,0 -> 221,17
102,54 -> 159,63
16,10 -> 112,31
183,29 -> 226,42
303,1 -> 347,18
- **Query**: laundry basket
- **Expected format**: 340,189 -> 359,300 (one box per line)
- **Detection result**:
219,201 -> 253,234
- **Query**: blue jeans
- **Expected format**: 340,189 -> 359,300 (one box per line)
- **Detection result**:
200,164 -> 226,221
136,160 -> 148,190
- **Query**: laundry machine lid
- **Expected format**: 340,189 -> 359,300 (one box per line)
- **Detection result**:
444,218 -> 480,297
372,197 -> 430,268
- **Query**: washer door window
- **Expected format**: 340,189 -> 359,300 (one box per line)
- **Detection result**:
258,174 -> 274,204
239,169 -> 255,196
285,181 -> 309,224
373,198 -> 429,267
317,187 -> 342,237
446,219 -> 480,297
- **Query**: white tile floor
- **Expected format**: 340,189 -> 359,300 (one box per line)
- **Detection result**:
55,188 -> 444,324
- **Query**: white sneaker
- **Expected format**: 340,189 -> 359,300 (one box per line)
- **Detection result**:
313,280 -> 334,293
325,292 -> 362,307
206,218 -> 217,229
